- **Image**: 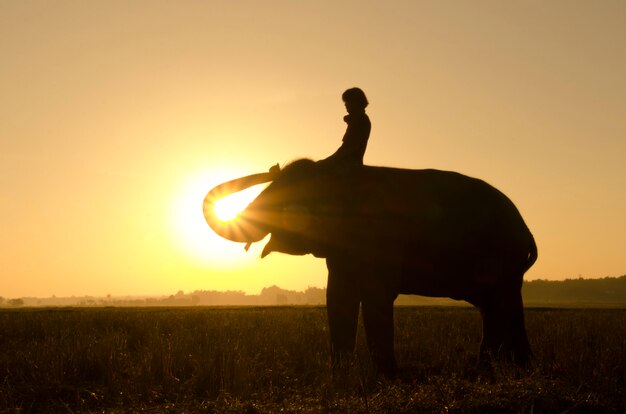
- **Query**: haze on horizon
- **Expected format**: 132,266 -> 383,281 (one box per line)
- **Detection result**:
1,1 -> 625,298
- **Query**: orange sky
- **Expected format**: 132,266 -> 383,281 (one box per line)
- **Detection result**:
1,1 -> 625,298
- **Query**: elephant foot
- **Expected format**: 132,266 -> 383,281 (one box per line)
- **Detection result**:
368,350 -> 398,379
478,342 -> 532,371
375,360 -> 398,379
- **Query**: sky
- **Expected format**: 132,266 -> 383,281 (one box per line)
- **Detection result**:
1,1 -> 625,298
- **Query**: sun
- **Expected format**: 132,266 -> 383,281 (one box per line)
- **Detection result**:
212,188 -> 260,222
170,167 -> 266,267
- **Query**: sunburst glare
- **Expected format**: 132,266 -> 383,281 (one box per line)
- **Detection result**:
213,188 -> 260,222
170,168 -> 265,267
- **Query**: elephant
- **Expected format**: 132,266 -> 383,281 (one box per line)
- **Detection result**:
203,159 -> 537,376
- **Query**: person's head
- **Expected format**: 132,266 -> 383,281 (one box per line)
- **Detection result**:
342,87 -> 368,114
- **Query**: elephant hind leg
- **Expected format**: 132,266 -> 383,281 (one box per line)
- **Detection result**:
478,287 -> 531,366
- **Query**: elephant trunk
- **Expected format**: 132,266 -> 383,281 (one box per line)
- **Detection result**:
203,170 -> 276,243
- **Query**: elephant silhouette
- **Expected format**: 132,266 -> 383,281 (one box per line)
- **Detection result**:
204,159 -> 537,376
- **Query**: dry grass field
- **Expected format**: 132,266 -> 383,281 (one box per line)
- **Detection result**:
0,306 -> 624,413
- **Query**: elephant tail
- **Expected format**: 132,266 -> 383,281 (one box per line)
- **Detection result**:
522,233 -> 538,274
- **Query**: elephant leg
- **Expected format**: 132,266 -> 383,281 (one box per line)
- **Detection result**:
478,286 -> 531,366
326,258 -> 361,369
362,298 -> 397,378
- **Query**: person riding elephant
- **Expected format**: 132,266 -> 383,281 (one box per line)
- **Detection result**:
203,86 -> 537,376
320,87 -> 371,169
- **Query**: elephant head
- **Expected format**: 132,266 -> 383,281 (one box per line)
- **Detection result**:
203,159 -> 330,257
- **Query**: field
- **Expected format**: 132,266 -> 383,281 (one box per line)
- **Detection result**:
0,307 -> 624,413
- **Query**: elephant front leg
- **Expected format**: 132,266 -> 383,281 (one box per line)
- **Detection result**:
362,299 -> 397,378
326,259 -> 360,369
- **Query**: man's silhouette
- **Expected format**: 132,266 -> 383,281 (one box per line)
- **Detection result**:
321,88 -> 371,168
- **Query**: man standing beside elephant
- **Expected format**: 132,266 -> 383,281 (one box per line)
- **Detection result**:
321,87 -> 371,168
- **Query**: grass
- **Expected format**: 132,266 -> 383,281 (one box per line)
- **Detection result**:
0,306 -> 624,413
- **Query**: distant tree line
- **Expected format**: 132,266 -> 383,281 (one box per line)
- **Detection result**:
522,275 -> 626,305
0,286 -> 327,308
0,297 -> 24,307
2,276 -> 625,307
126,286 -> 328,307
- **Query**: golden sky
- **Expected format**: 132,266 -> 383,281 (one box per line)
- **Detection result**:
1,1 -> 625,298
